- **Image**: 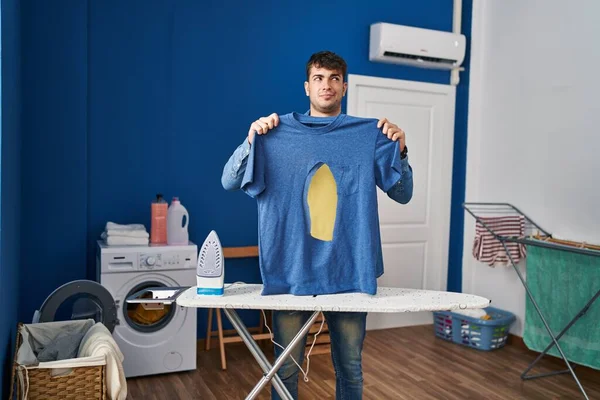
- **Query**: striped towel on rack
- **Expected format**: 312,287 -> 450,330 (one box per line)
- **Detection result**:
473,216 -> 527,266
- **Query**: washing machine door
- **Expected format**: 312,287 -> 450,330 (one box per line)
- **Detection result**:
109,271 -> 193,338
34,279 -> 118,333
120,280 -> 185,334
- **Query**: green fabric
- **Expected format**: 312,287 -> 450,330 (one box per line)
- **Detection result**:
524,244 -> 600,370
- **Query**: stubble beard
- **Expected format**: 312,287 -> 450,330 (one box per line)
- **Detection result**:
311,98 -> 341,115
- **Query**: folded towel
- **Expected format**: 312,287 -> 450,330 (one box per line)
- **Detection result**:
105,222 -> 146,232
105,236 -> 149,246
101,230 -> 149,239
100,222 -> 149,246
78,322 -> 127,400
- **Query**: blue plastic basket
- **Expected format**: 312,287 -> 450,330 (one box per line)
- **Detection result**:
433,306 -> 516,351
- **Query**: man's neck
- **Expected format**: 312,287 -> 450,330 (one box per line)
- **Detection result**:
309,106 -> 341,117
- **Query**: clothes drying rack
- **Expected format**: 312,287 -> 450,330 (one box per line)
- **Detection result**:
463,202 -> 600,400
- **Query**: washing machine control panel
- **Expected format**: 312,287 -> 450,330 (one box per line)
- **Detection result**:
98,241 -> 197,273
138,250 -> 196,270
140,254 -> 162,269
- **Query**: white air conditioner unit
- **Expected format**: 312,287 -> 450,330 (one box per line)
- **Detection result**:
369,22 -> 466,70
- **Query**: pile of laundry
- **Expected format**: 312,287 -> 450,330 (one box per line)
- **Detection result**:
15,320 -> 127,400
452,308 -> 490,320
101,222 -> 149,246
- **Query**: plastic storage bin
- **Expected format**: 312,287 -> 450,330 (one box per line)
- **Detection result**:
433,306 -> 516,351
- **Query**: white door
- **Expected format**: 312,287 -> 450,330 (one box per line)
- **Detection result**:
347,74 -> 456,330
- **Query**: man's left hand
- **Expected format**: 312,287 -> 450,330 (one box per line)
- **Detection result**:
377,118 -> 406,152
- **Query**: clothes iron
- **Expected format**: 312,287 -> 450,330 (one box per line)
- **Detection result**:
196,230 -> 224,295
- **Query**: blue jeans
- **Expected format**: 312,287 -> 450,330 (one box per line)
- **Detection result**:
271,310 -> 367,400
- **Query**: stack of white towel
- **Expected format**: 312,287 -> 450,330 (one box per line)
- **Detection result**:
101,222 -> 149,246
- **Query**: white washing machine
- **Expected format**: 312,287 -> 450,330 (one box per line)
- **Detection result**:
96,240 -> 197,378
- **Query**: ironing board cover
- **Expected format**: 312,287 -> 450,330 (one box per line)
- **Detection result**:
176,284 -> 490,313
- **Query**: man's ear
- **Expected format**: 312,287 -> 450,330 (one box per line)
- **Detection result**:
304,81 -> 309,96
343,82 -> 348,96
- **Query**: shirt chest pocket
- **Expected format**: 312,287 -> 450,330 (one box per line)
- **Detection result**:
331,165 -> 360,196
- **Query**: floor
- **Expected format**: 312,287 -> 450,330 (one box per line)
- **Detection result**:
126,325 -> 600,399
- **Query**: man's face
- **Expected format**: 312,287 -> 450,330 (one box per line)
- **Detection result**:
304,66 -> 348,116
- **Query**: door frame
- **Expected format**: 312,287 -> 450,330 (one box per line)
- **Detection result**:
346,74 -> 456,293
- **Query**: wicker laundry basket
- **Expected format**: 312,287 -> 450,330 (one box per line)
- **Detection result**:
10,322 -> 107,400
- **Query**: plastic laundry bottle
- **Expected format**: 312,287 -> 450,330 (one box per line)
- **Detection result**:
167,197 -> 189,245
150,194 -> 168,244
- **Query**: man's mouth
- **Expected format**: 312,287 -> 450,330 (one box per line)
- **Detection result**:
320,93 -> 334,100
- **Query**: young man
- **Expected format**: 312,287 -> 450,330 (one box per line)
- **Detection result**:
222,51 -> 413,400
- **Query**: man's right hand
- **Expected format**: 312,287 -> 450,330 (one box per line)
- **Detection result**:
248,113 -> 279,145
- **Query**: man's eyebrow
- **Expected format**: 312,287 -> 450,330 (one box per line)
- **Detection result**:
312,73 -> 340,79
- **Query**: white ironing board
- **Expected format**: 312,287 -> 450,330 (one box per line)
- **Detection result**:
129,284 -> 490,400
176,283 -> 490,313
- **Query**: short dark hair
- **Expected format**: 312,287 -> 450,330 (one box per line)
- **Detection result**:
305,51 -> 347,82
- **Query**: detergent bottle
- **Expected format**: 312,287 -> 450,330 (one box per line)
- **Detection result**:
167,197 -> 189,245
150,194 -> 168,244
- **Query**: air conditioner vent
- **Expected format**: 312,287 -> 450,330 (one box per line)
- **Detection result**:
382,51 -> 457,66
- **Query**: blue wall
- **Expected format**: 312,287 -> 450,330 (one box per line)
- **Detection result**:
448,0 -> 472,293
20,0 -> 89,324
1,0 -> 21,397
20,0 -> 471,336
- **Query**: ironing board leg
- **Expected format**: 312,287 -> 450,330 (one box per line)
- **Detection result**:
503,244 -> 591,400
222,308 -> 320,400
246,310 -> 321,400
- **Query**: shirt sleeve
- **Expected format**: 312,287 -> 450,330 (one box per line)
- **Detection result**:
374,130 -> 403,192
221,139 -> 251,191
386,157 -> 413,204
241,134 -> 266,198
